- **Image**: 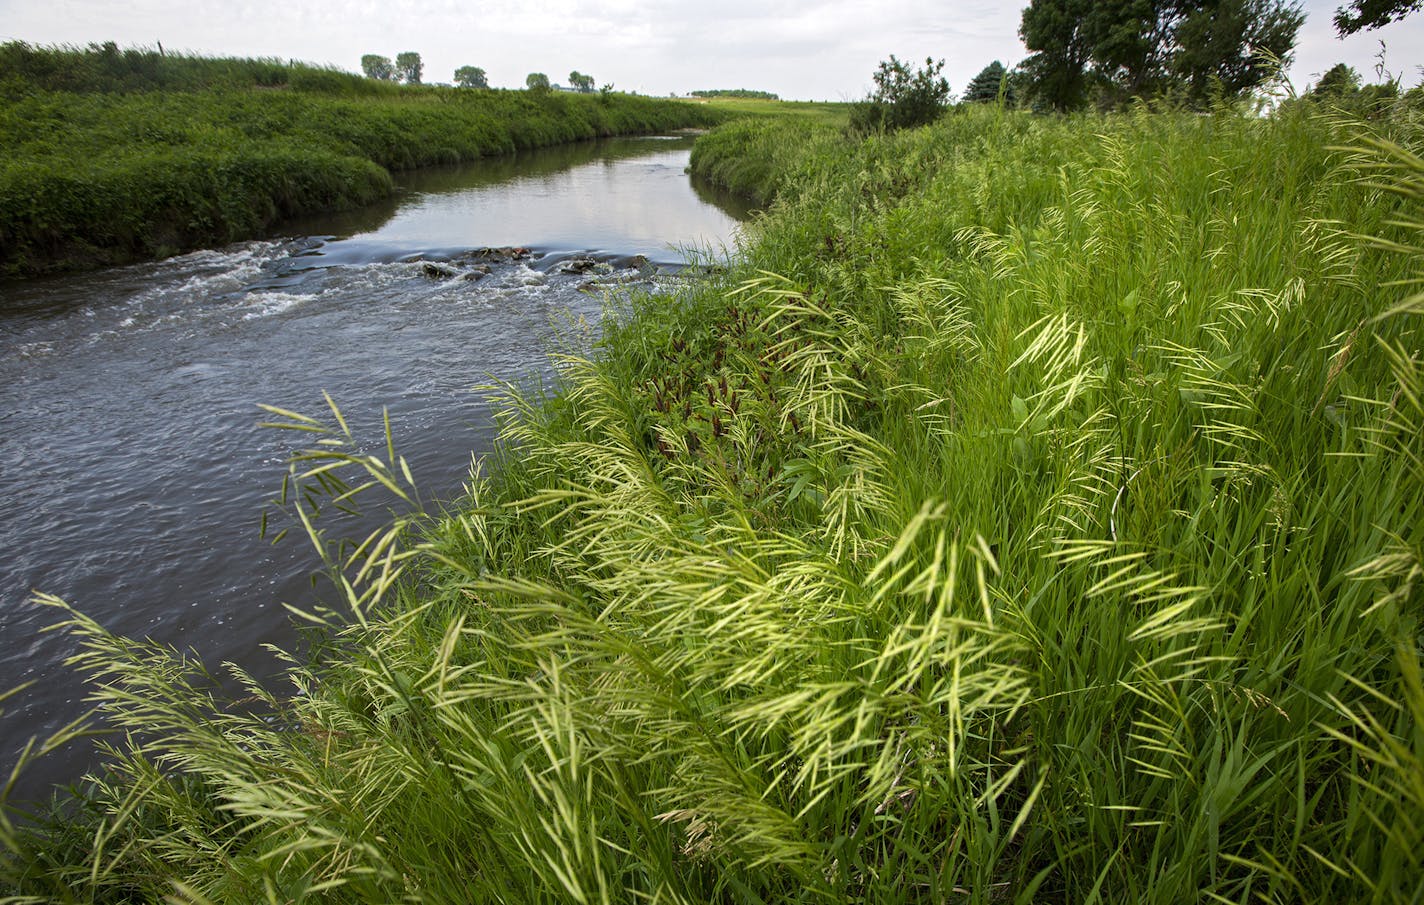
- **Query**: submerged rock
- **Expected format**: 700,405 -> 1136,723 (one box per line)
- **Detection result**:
556,256 -> 600,274
459,246 -> 534,263
421,262 -> 459,279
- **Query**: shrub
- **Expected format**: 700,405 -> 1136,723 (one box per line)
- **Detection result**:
848,55 -> 951,134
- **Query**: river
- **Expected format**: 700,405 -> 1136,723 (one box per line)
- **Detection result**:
0,134 -> 750,798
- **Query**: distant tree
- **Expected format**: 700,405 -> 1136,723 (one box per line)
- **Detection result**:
395,51 -> 422,85
849,55 -> 951,133
454,65 -> 489,89
526,72 -> 550,92
1311,62 -> 1362,96
360,54 -> 395,81
690,89 -> 780,100
1334,0 -> 1422,34
964,61 -> 1015,104
568,70 -> 596,92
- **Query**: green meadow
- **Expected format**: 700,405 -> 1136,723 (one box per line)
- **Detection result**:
0,43 -> 719,278
684,95 -> 853,127
3,51 -> 1424,903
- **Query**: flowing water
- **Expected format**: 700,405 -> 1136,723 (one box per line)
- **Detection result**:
0,134 -> 751,798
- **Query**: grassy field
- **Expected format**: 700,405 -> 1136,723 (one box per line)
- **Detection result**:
0,43 -> 721,278
4,100 -> 1424,902
681,95 -> 852,127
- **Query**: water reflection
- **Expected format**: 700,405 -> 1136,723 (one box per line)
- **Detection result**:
277,134 -> 750,263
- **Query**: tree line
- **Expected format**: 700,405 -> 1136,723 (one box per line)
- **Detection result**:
691,89 -> 780,100
360,52 -> 598,93
851,0 -> 1418,131
1019,0 -> 1417,111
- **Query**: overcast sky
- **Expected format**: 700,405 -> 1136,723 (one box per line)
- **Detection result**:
0,0 -> 1420,100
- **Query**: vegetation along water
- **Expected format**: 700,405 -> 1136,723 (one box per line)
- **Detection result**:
0,43 -> 720,278
4,31 -> 1424,905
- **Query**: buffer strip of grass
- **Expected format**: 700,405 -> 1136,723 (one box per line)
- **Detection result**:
4,103 -> 1423,902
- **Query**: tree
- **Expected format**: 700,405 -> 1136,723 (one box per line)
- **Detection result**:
1171,0 -> 1302,103
526,72 -> 550,92
1334,0 -> 1422,34
1310,62 -> 1361,96
568,70 -> 595,92
1020,0 -> 1093,110
963,60 -> 1015,104
454,65 -> 489,89
360,54 -> 395,81
395,51 -> 422,85
1019,0 -> 1302,110
849,55 -> 951,133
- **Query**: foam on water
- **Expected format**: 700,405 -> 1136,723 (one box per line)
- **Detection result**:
242,292 -> 319,320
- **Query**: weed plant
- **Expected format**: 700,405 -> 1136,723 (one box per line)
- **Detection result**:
0,43 -> 720,278
3,102 -> 1424,902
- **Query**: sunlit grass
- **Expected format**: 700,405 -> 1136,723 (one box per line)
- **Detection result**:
4,102 -> 1423,902
685,95 -> 852,127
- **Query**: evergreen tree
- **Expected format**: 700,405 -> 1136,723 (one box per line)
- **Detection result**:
964,61 -> 1015,104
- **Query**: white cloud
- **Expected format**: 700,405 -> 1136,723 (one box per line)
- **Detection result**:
0,0 -> 1419,98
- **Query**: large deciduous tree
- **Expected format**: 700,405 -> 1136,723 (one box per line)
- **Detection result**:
455,65 -> 489,89
526,72 -> 550,92
568,71 -> 595,92
1020,0 -> 1093,110
360,54 -> 395,81
1171,0 -> 1302,103
1019,0 -> 1302,109
395,51 -> 422,85
1334,0 -> 1422,33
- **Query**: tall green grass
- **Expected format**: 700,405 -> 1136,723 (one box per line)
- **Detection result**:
0,43 -> 721,278
4,103 -> 1423,902
0,41 -> 390,96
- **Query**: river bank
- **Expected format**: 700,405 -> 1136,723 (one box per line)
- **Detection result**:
5,103 -> 1424,901
0,44 -> 721,278
0,131 -> 745,804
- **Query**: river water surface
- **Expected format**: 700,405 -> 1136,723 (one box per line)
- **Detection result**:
0,134 -> 750,797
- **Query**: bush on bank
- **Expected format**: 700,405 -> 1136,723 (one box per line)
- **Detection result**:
4,102 -> 1424,902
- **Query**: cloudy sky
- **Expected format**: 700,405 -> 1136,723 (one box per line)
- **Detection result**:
0,0 -> 1420,100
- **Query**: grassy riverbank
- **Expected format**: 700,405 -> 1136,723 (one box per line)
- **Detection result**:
0,43 -> 720,278
5,102 -> 1424,901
